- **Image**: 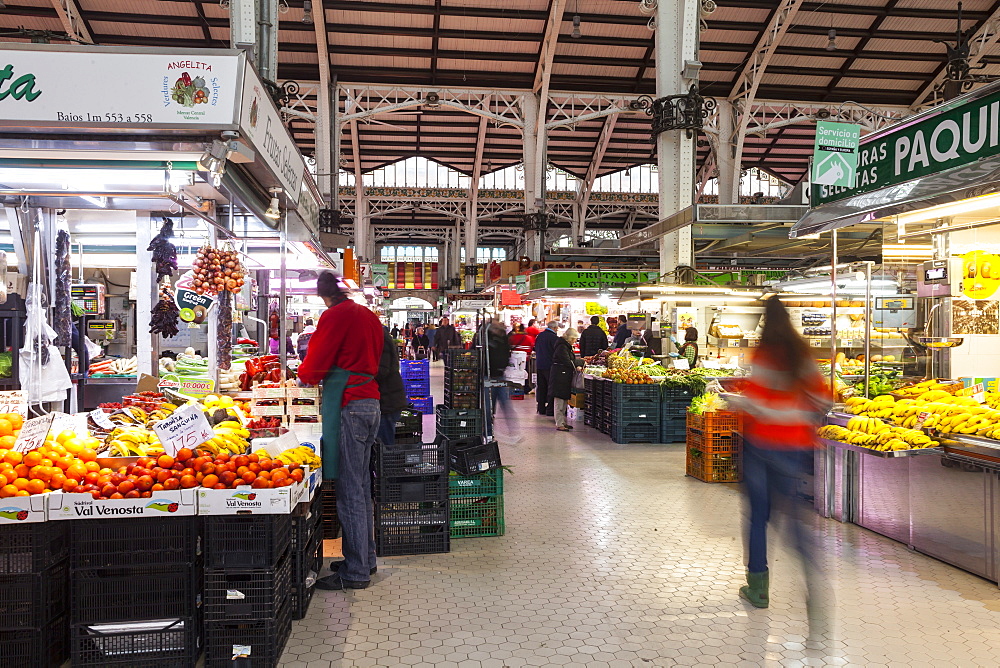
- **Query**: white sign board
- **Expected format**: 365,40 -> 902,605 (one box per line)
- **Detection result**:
0,390 -> 27,417
0,45 -> 241,128
12,413 -> 55,453
89,409 -> 115,431
458,299 -> 493,310
238,65 -> 305,203
152,404 -> 214,455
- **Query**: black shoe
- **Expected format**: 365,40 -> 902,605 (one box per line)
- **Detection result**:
315,574 -> 371,590
329,561 -> 377,576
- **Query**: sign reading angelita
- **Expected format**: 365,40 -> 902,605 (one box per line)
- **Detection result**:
0,64 -> 41,101
814,85 -> 1000,205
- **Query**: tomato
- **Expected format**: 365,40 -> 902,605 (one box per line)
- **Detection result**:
151,483 -> 164,492
179,475 -> 197,489
163,478 -> 180,490
101,484 -> 118,497
135,475 -> 154,491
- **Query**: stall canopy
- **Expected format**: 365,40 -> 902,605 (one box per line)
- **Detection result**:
791,80 -> 1000,239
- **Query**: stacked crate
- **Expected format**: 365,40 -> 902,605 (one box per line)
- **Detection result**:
320,480 -> 340,539
610,383 -> 661,444
202,514 -> 292,667
435,407 -> 484,441
69,517 -> 200,667
395,408 -> 424,444
449,468 -> 505,539
290,489 -> 324,621
661,387 -> 695,443
401,359 -> 433,415
374,440 -> 451,556
686,410 -> 743,483
443,348 -> 482,409
0,521 -> 69,667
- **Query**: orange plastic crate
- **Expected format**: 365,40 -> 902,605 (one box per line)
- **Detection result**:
686,410 -> 742,436
687,428 -> 741,455
686,447 -> 741,483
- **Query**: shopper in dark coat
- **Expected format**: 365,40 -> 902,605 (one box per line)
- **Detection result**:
376,327 -> 408,446
613,314 -> 631,348
434,317 -> 462,359
550,328 -> 584,431
410,327 -> 430,359
579,315 -> 609,357
534,321 -> 559,416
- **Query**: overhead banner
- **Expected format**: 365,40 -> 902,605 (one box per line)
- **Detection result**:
813,82 -> 1000,206
812,121 -> 861,188
0,44 -> 241,128
530,270 -> 660,291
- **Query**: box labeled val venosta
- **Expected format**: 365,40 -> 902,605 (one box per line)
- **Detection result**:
47,489 -> 197,520
0,493 -> 48,523
196,482 -> 304,515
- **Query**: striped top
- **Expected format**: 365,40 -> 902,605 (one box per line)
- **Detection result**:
731,346 -> 831,450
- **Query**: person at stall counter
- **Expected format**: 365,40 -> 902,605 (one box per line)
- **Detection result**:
298,272 -> 383,591
434,316 -> 462,361
534,321 -> 559,416
551,328 -> 584,431
723,297 -> 832,633
509,323 -> 536,395
579,315 -> 609,358
613,314 -> 630,349
675,327 -> 699,367
525,318 -> 542,337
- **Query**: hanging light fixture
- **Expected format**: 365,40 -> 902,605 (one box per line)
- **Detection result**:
572,14 -> 582,38
302,0 -> 313,24
826,28 -> 837,51
265,187 -> 283,220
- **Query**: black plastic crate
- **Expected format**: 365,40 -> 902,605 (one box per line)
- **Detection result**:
291,494 -> 323,551
449,438 -> 502,475
204,600 -> 291,668
0,614 -> 68,668
203,552 -> 291,621
291,531 -> 322,621
662,385 -> 696,402
435,406 -> 484,438
611,382 -> 661,402
71,616 -> 199,668
443,387 -> 482,410
443,348 -> 481,369
660,424 -> 687,443
70,517 -> 199,570
376,521 -> 450,557
0,561 -> 67,629
321,481 -> 341,539
395,409 -> 423,436
611,421 -> 660,444
612,403 -> 661,423
0,521 -> 68,574
376,473 -> 450,503
376,500 -> 449,527
445,368 -> 481,393
377,441 -> 449,477
202,514 -> 291,569
71,565 -> 199,625
395,435 -> 421,444
662,400 -> 690,418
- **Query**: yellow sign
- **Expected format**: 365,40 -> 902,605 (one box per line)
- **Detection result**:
960,250 -> 1000,299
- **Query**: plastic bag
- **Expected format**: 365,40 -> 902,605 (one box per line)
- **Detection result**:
20,283 -> 71,404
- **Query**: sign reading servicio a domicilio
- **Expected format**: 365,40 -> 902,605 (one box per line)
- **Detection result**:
0,45 -> 241,128
812,122 -> 861,188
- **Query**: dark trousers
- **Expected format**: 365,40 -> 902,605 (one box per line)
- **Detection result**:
743,443 -> 813,573
536,369 -> 553,415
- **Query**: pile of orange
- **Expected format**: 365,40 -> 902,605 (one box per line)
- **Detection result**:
0,427 -> 105,498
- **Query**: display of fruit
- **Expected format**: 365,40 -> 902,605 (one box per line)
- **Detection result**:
843,389 -> 1000,438
191,245 -> 245,296
0,428 -> 104,497
890,379 -> 958,399
818,421 -> 938,451
255,445 -> 321,468
104,425 -> 165,457
602,368 -> 654,384
199,420 -> 252,456
607,352 -> 643,370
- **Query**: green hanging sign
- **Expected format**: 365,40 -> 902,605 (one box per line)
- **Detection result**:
812,121 -> 861,189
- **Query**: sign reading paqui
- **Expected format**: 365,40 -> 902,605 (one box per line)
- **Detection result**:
814,85 -> 1000,206
0,45 -> 240,128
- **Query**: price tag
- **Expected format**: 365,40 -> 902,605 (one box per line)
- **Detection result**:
701,359 -> 721,369
811,339 -> 825,347
915,411 -> 931,429
89,409 -> 115,431
12,414 -> 55,453
50,412 -> 86,437
226,589 -> 245,600
152,404 -> 214,455
262,431 -> 299,459
0,390 -> 27,417
673,359 -> 690,370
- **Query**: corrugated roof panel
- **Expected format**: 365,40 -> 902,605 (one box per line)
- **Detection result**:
879,16 -> 977,32
761,74 -> 833,88
709,6 -> 774,23
335,10 -> 435,29
898,0 -> 992,8
437,58 -> 533,73
338,33 -> 434,50
866,37 -> 944,52
333,54 -> 432,69
279,51 -> 319,65
444,0 -> 542,10
438,15 -> 545,33
89,21 -> 203,40
87,0 -> 197,15
852,58 -> 938,74
700,28 -> 758,44
795,11 -> 875,29
551,63 -> 636,78
700,50 -> 749,65
557,42 -> 649,59
585,23 -> 652,40
838,77 -> 920,90
439,37 -> 537,53
769,54 -> 846,69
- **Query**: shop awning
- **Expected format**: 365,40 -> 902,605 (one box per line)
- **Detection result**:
790,156 -> 1000,238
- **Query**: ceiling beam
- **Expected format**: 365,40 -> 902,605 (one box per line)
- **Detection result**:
579,114 -> 618,207
911,0 -> 1000,108
49,0 -> 93,43
534,0 -> 569,98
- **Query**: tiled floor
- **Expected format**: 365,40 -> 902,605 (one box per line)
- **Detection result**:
282,364 -> 1000,667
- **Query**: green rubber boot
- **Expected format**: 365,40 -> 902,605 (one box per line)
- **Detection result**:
739,570 -> 769,608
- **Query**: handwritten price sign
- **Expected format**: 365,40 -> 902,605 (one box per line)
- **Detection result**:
13,414 -> 55,454
0,391 -> 27,417
152,404 -> 214,455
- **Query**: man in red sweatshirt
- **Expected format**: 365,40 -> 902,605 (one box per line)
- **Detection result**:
298,273 -> 384,589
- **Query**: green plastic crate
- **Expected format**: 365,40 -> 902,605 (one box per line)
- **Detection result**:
448,469 -> 504,497
449,495 -> 505,538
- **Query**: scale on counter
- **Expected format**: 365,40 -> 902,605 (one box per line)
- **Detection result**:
71,284 -> 106,315
85,319 -> 117,340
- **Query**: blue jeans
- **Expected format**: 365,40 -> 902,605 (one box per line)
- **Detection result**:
377,410 -> 401,447
485,382 -> 509,436
743,442 -> 813,573
336,398 -> 380,582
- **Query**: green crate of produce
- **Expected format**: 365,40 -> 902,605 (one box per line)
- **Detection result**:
448,469 -> 504,498
449,495 -> 505,539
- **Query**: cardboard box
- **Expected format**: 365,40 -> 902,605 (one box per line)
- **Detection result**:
0,493 -> 48,523
286,387 -> 320,399
250,403 -> 285,416
961,378 -> 1000,393
570,393 -> 586,409
251,386 -> 287,399
47,489 -> 197,521
196,482 -> 304,515
286,404 -> 319,416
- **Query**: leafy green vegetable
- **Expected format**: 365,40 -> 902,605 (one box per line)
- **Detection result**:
0,351 -> 11,378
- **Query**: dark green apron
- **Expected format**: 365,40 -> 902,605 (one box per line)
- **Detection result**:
320,368 -> 375,480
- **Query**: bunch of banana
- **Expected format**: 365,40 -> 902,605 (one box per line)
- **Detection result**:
145,403 -> 177,426
818,423 -> 939,451
106,426 -> 163,456
199,420 -> 252,455
892,379 -> 957,399
274,446 -> 322,467
847,416 -> 892,434
110,406 -> 149,426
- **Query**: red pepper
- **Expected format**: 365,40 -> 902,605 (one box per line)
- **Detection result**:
267,368 -> 282,383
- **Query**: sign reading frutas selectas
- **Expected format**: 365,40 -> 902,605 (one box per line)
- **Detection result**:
812,122 -> 861,188
153,404 -> 214,455
0,45 -> 241,127
239,65 -> 304,203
